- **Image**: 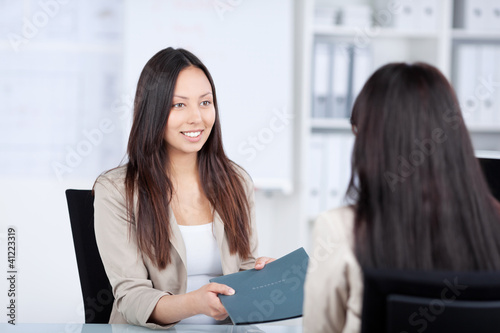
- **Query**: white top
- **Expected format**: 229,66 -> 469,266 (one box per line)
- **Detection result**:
177,222 -> 223,325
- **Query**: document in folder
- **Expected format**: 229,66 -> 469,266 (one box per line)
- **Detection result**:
209,247 -> 309,325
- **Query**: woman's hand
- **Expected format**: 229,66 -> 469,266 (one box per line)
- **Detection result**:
191,282 -> 235,321
254,256 -> 276,270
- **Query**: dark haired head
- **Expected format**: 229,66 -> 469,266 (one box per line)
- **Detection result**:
128,47 -> 221,164
348,62 -> 500,271
125,48 -> 251,269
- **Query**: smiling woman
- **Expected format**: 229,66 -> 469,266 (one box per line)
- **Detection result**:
92,47 -> 274,329
165,67 -> 216,156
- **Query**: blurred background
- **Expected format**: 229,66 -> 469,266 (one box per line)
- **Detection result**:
1,0 -> 499,324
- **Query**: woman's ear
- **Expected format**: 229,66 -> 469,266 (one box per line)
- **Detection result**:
351,124 -> 358,136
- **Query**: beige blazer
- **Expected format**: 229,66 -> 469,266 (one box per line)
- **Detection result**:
93,166 -> 258,329
303,206 -> 363,333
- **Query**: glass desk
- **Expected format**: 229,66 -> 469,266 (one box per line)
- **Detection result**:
1,319 -> 303,333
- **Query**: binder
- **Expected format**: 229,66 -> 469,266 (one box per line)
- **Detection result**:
456,0 -> 487,30
314,6 -> 338,26
308,134 -> 326,218
351,46 -> 372,109
312,42 -> 330,118
418,0 -> 438,31
338,134 -> 355,204
393,0 -> 417,30
496,47 -> 500,124
455,44 -> 480,125
313,41 -> 371,120
478,45 -> 497,124
339,5 -> 371,28
325,134 -> 342,210
488,0 -> 500,30
331,44 -> 351,118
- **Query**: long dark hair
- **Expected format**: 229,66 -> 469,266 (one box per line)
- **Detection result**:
126,47 -> 251,269
348,62 -> 500,271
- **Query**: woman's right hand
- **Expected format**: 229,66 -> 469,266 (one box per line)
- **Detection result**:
191,282 -> 235,320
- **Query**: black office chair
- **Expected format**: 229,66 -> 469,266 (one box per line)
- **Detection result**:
361,268 -> 500,333
66,189 -> 114,323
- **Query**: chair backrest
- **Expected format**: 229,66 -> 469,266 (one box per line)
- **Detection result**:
361,268 -> 500,333
65,189 -> 114,324
478,157 -> 500,201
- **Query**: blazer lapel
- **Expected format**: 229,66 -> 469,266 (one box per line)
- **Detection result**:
168,209 -> 187,271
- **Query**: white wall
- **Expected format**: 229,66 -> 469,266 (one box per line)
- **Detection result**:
121,0 -> 295,193
0,178 -> 88,323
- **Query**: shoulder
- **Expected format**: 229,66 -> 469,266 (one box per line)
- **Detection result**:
93,166 -> 132,224
94,165 -> 127,196
232,162 -> 252,182
318,205 -> 355,222
309,205 -> 361,293
231,162 -> 254,193
304,205 -> 361,331
314,206 -> 355,244
96,165 -> 127,185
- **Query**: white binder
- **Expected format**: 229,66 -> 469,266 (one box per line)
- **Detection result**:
393,0 -> 417,30
464,0 -> 487,30
331,44 -> 351,118
314,6 -> 339,26
313,42 -> 330,118
496,47 -> 500,124
488,0 -> 500,30
308,134 -> 327,219
455,44 -> 480,125
351,46 -> 372,108
418,0 -> 438,31
338,134 -> 355,207
478,45 -> 497,124
340,5 -> 371,28
325,134 -> 343,210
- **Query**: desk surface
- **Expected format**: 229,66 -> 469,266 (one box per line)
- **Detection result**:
1,322 -> 303,332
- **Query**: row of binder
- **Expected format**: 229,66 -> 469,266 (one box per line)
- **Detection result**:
454,43 -> 500,125
312,40 -> 372,119
314,5 -> 371,28
315,0 -> 439,32
314,0 -> 500,32
308,132 -> 354,219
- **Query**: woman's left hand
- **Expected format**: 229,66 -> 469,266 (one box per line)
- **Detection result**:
254,257 -> 276,270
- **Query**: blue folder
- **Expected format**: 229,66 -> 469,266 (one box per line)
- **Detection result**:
210,247 -> 309,325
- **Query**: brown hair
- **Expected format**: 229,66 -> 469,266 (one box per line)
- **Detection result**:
126,47 -> 251,269
348,62 -> 500,271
